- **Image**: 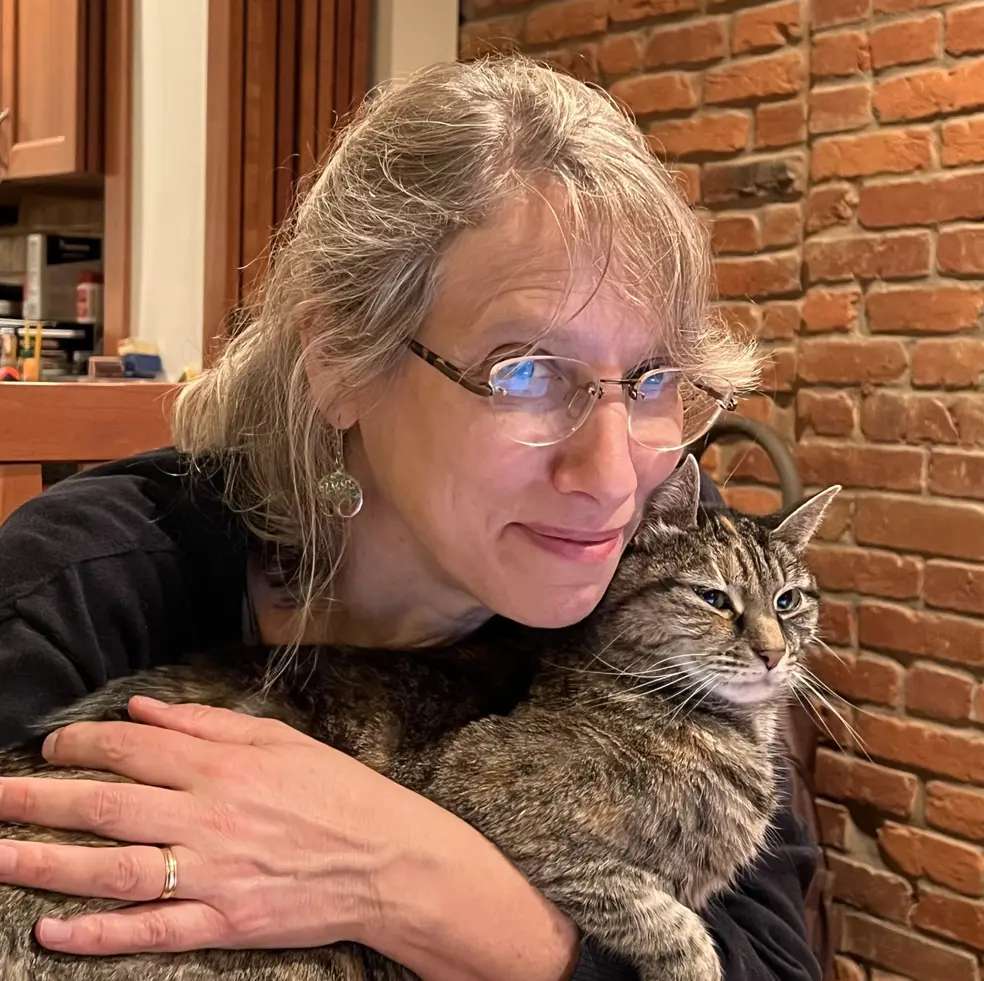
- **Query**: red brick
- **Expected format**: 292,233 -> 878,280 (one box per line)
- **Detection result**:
458,15 -> 524,59
715,252 -> 800,299
860,600 -> 984,668
733,1 -> 802,53
810,84 -> 874,134
930,448 -> 984,501
610,72 -> 699,115
812,646 -> 905,706
802,286 -> 860,333
828,853 -> 914,922
906,662 -> 975,722
855,710 -> 984,783
874,60 -> 984,122
806,184 -> 858,232
797,442 -> 923,491
836,957 -> 865,981
817,493 -> 855,541
804,231 -> 932,282
867,286 -> 984,334
704,50 -> 805,105
814,0 -> 872,27
856,494 -> 984,562
862,172 -> 984,228
946,2 -> 984,54
925,560 -> 984,615
649,111 -> 749,158
811,128 -> 933,180
927,780 -> 984,842
761,347 -> 796,393
941,114 -> 984,167
717,301 -> 761,335
870,14 -> 942,69
861,392 -> 959,444
735,395 -> 779,427
977,685 -> 984,722
609,0 -> 700,21
939,225 -> 984,275
819,597 -> 855,645
760,301 -> 800,339
644,18 -> 727,67
720,485 -> 783,515
818,799 -> 851,848
952,395 -> 984,445
702,152 -> 806,206
840,910 -> 980,981
711,213 -> 760,254
798,338 -> 907,384
799,390 -> 857,436
879,822 -> 984,896
542,44 -> 602,84
874,0 -> 949,10
729,443 -> 780,484
598,33 -> 643,74
913,338 -> 984,388
812,30 -> 871,78
760,204 -> 801,248
755,99 -> 807,148
809,544 -> 921,598
816,749 -> 919,816
522,0 -> 607,44
913,887 -> 984,951
671,164 -> 700,205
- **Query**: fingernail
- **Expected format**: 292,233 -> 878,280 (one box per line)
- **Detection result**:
38,919 -> 72,944
0,845 -> 15,873
131,695 -> 168,709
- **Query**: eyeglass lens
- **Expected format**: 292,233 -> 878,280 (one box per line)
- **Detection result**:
488,356 -> 723,449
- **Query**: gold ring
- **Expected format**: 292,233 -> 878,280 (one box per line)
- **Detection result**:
157,845 -> 178,901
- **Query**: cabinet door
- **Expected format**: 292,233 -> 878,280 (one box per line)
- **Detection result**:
0,0 -> 91,178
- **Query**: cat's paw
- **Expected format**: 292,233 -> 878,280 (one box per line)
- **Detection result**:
644,932 -> 722,981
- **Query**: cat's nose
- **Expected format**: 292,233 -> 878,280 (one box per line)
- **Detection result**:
756,649 -> 785,671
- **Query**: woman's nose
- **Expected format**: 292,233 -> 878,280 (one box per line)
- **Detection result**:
551,397 -> 638,507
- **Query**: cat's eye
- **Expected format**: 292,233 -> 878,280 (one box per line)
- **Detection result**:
775,588 -> 802,614
695,587 -> 733,613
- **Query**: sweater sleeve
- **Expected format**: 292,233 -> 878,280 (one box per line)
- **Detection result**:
0,451 -> 247,747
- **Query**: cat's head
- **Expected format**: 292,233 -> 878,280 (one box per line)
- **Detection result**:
596,455 -> 838,709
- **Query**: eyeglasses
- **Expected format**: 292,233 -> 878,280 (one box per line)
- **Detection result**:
407,339 -> 737,449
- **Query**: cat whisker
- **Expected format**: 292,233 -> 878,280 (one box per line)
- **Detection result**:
793,675 -> 869,759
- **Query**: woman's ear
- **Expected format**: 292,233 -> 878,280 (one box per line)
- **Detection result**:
300,322 -> 361,431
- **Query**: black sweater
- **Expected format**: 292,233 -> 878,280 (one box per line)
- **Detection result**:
0,449 -> 822,981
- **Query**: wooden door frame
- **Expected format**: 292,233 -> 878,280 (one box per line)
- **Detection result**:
102,0 -> 133,359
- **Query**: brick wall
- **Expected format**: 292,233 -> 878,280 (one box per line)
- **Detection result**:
461,2 -> 984,978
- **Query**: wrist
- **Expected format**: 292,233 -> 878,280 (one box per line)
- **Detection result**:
359,790 -> 579,981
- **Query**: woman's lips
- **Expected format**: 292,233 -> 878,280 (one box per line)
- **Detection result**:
514,523 -> 624,563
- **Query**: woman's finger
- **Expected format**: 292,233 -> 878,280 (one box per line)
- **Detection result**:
0,840 -> 200,903
127,696 -> 308,747
0,776 -> 191,843
41,721 -> 222,788
36,899 -> 227,955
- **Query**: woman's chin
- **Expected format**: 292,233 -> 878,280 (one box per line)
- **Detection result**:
494,579 -> 611,630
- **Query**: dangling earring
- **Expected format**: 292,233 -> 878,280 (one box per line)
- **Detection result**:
318,467 -> 363,518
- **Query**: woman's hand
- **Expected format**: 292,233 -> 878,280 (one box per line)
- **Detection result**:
0,697 -> 579,981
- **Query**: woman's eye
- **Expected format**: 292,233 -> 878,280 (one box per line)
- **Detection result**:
635,371 -> 667,400
696,587 -> 732,613
492,358 -> 561,399
775,588 -> 801,613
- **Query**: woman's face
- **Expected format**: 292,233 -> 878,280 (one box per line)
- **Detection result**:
346,200 -> 683,630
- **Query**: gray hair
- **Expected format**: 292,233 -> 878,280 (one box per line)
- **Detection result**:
171,54 -> 758,630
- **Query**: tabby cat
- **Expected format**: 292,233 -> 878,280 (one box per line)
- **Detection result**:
0,456 -> 837,981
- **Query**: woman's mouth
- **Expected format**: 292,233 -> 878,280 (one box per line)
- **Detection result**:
513,524 -> 624,563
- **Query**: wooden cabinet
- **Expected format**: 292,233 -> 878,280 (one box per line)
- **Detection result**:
0,0 -> 102,179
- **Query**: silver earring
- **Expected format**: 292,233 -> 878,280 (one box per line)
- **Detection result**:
318,469 -> 364,518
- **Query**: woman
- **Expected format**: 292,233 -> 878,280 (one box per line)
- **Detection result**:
0,57 -> 821,981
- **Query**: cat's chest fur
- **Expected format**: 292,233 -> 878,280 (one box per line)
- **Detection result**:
569,687 -> 781,912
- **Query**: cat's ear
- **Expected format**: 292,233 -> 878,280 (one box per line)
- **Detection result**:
645,455 -> 702,531
771,485 -> 841,551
